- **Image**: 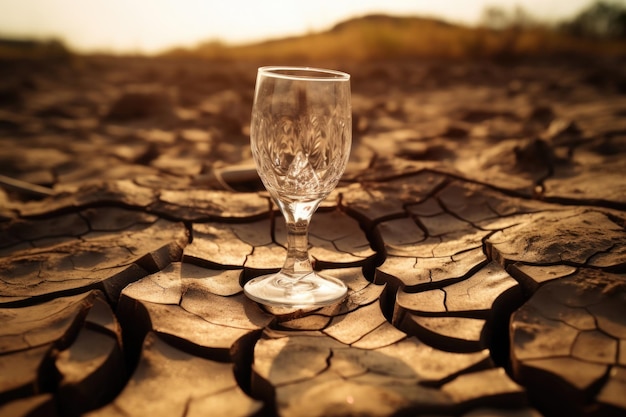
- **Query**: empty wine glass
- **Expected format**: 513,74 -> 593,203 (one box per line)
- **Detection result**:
244,66 -> 352,307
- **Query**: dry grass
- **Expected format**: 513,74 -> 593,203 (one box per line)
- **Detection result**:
164,15 -> 626,62
2,14 -> 625,62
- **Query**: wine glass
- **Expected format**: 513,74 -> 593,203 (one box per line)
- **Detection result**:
244,66 -> 352,307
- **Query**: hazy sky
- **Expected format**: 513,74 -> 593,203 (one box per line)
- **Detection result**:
0,0 -> 599,54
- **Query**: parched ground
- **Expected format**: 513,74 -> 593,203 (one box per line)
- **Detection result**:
0,56 -> 625,417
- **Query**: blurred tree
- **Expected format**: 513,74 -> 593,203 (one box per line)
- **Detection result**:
478,5 -> 542,59
481,6 -> 509,30
480,5 -> 538,30
561,0 -> 626,39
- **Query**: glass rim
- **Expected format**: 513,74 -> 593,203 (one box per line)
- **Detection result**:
258,66 -> 350,81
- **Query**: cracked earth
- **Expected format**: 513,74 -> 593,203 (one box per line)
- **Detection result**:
0,57 -> 625,417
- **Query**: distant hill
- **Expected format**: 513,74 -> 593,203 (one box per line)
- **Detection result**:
162,13 -> 626,61
327,14 -> 456,33
2,8 -> 625,61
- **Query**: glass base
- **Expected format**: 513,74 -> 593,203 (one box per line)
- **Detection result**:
244,271 -> 347,308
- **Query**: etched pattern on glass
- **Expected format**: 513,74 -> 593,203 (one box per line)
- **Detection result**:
252,113 -> 351,202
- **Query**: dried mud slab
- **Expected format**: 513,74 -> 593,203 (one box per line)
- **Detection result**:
0,290 -> 124,415
0,207 -> 188,304
117,262 -> 273,364
10,180 -> 159,218
114,262 -> 275,414
544,149 -> 626,206
510,269 -> 626,417
486,207 -> 626,269
543,98 -> 626,206
341,171 -> 448,226
508,263 -> 578,292
11,181 -> 270,221
394,262 -> 523,352
86,332 -> 261,417
150,188 -> 270,221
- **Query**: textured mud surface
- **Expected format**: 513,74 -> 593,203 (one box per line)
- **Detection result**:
0,57 -> 625,417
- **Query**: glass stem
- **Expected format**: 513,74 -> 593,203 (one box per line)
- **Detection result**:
278,198 -> 321,277
282,219 -> 313,276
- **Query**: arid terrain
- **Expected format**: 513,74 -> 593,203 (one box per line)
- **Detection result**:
0,49 -> 625,417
